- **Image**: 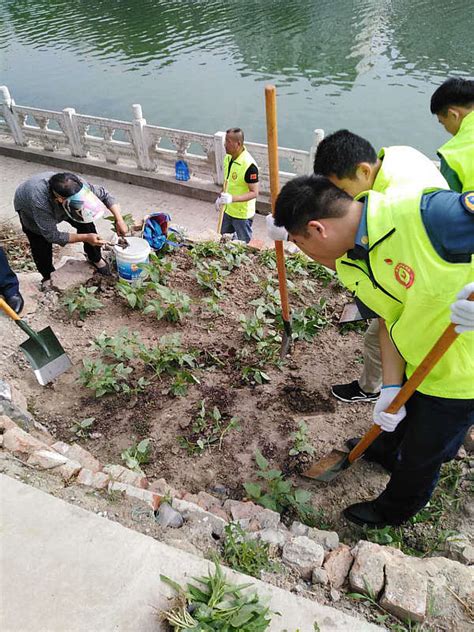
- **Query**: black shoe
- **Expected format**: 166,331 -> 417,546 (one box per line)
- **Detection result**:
5,293 -> 24,314
91,259 -> 111,276
343,501 -> 389,528
346,437 -> 394,473
331,380 -> 380,403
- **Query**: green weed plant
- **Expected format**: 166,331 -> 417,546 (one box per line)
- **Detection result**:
62,285 -> 103,319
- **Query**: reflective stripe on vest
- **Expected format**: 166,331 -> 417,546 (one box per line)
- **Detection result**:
223,147 -> 257,220
336,188 -> 474,399
437,111 -> 474,192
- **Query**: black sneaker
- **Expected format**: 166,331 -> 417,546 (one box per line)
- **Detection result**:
331,380 -> 380,403
346,437 -> 394,473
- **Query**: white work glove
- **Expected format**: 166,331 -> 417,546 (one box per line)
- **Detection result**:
373,386 -> 406,432
215,197 -> 222,212
218,192 -> 233,205
266,213 -> 288,241
450,282 -> 474,333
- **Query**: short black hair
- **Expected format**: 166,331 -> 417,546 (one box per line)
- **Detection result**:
274,175 -> 352,235
430,78 -> 474,114
49,173 -> 82,197
313,129 -> 377,179
226,127 -> 244,143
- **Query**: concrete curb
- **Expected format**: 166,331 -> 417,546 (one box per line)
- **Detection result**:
0,474 -> 383,632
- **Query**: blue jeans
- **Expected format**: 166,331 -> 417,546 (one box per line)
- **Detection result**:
220,213 -> 253,243
369,390 -> 474,524
0,247 -> 20,298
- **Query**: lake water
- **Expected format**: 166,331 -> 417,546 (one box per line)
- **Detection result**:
0,0 -> 471,159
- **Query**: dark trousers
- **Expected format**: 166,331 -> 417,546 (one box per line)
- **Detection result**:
20,219 -> 102,281
369,390 -> 474,524
0,247 -> 20,298
220,213 -> 253,243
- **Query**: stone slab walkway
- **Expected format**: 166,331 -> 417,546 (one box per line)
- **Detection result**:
0,154 -> 270,243
0,474 -> 383,632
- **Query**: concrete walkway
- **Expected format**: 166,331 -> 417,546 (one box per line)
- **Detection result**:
0,475 -> 383,632
0,155 -> 270,244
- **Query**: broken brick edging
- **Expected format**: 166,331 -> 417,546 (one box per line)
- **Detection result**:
1,411 -> 473,626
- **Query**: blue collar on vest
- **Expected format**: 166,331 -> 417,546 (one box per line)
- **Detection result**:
347,197 -> 370,260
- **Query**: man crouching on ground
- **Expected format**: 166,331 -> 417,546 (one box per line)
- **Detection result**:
14,172 -> 128,289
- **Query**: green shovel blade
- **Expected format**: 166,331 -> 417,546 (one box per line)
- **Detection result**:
19,327 -> 72,386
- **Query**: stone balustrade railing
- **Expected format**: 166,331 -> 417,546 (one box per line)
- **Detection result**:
0,86 -> 324,196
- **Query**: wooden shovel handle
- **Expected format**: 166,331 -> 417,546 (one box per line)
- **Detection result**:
265,85 -> 290,322
349,292 -> 474,463
0,297 -> 21,322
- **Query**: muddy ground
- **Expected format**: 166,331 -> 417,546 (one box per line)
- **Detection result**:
1,234 -> 472,550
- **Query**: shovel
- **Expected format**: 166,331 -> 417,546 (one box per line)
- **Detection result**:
0,298 -> 72,386
303,296 -> 473,481
265,84 -> 292,357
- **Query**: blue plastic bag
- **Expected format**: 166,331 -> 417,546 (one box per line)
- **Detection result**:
175,160 -> 190,181
142,212 -> 183,251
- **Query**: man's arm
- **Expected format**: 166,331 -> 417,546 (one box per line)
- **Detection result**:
232,182 -> 259,203
107,203 -> 128,236
378,319 -> 406,385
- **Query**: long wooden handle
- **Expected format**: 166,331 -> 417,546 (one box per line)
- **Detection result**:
349,292 -> 474,463
216,180 -> 228,234
0,297 -> 21,321
265,85 -> 290,322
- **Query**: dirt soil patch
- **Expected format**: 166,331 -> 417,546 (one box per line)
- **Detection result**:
2,242 -> 472,547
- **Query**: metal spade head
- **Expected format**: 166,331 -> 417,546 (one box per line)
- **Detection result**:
20,326 -> 72,386
302,449 -> 350,482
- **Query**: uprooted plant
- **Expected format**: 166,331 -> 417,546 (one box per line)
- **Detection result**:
179,399 -> 240,454
160,560 -> 274,631
221,522 -> 278,579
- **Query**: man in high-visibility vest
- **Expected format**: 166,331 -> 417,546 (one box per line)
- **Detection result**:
431,77 -> 474,192
267,129 -> 448,405
215,128 -> 259,243
273,174 -> 474,527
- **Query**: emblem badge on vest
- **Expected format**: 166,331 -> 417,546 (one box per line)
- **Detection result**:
232,172 -> 238,180
394,263 -> 415,288
461,192 -> 474,213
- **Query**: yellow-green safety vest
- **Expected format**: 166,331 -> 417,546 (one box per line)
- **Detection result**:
336,188 -> 474,399
437,111 -> 474,192
373,146 -> 448,193
223,147 -> 257,220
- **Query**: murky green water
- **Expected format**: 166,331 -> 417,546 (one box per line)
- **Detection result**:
0,0 -> 471,158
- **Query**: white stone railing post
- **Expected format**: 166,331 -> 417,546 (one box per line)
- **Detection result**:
0,86 -> 26,146
213,131 -> 226,185
132,103 -> 153,171
308,128 -> 325,172
62,107 -> 86,157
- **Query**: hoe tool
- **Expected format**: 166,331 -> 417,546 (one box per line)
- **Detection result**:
265,84 -> 292,357
0,297 -> 72,386
303,293 -> 474,481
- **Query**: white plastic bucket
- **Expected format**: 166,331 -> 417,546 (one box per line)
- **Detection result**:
114,236 -> 151,282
